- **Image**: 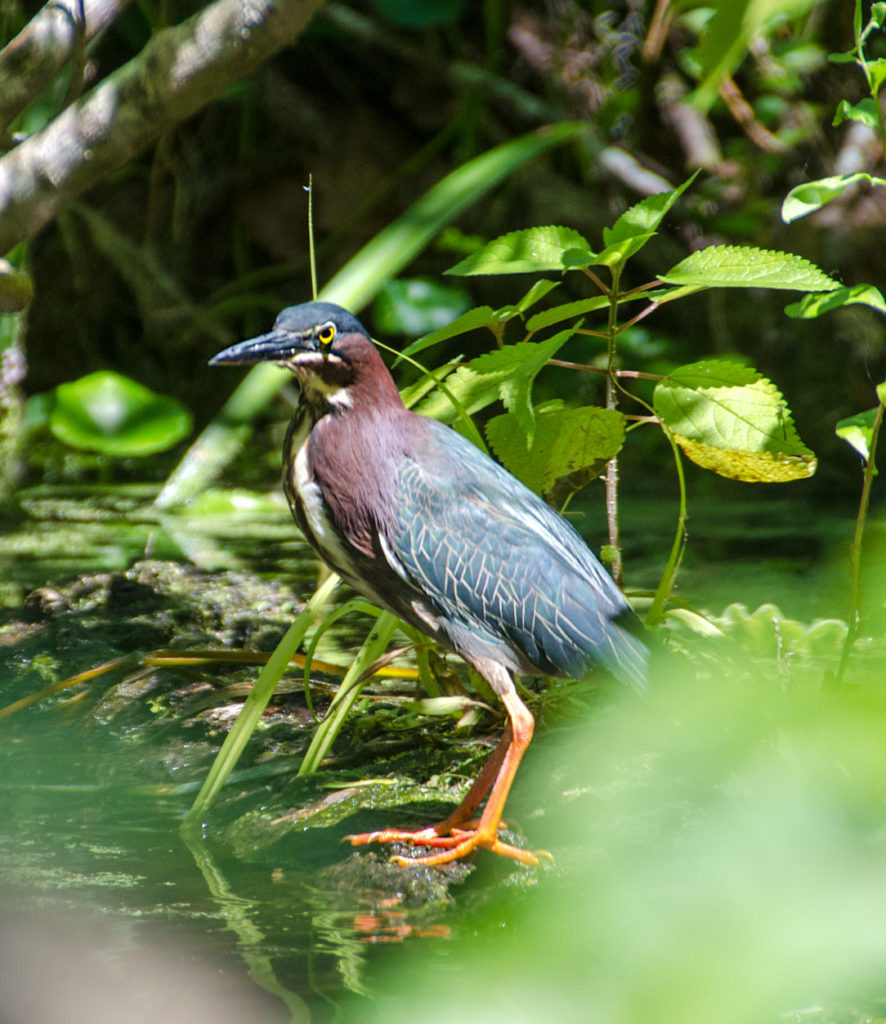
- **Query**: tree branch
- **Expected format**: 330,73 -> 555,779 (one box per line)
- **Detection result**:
0,0 -> 132,137
0,0 -> 325,254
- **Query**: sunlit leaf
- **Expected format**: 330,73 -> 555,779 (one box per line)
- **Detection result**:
526,295 -> 612,332
397,305 -> 496,361
836,408 -> 879,466
605,180 -> 685,242
782,173 -> 886,223
486,403 -> 625,500
832,97 -> 881,130
418,330 -> 574,441
50,371 -> 193,457
660,245 -> 839,292
654,360 -> 816,482
590,233 -> 657,269
513,279 -> 561,314
446,226 -> 593,275
785,283 -> 886,318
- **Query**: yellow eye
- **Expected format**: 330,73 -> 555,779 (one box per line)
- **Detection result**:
317,324 -> 335,347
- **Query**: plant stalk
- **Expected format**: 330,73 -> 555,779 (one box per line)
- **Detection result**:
836,398 -> 884,683
605,264 -> 623,587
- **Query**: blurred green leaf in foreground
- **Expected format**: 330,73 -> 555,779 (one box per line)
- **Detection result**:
363,650 -> 886,1024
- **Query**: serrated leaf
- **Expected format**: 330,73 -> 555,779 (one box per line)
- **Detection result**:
486,404 -> 625,500
654,359 -> 816,482
446,226 -> 593,275
603,170 -> 700,246
785,284 -> 886,318
418,330 -> 574,440
660,245 -> 839,292
473,329 -> 576,439
781,173 -> 886,223
836,409 -> 878,465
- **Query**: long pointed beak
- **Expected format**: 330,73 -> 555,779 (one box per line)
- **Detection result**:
209,329 -> 306,367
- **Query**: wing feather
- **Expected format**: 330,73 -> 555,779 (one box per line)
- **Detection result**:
383,419 -> 647,689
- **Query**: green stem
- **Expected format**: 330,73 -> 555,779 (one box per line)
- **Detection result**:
298,612 -> 400,775
646,424 -> 689,625
836,399 -> 884,683
605,264 -> 623,587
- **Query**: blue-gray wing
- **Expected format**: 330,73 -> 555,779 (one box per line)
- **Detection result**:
382,419 -> 647,690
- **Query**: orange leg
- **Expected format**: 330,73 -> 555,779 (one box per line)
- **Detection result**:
347,689 -> 549,867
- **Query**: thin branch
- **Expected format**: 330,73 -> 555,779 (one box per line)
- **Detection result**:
0,0 -> 325,253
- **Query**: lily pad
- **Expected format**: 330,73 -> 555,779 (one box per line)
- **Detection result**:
50,371 -> 193,457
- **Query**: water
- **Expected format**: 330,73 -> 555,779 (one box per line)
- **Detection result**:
0,482 -> 879,1021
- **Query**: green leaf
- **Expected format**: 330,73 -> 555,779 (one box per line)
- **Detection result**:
590,234 -> 657,269
397,305 -> 496,361
526,295 -> 612,332
373,277 -> 470,336
602,170 -> 700,247
446,226 -> 593,275
419,330 -> 575,440
832,97 -> 881,130
878,380 -> 886,406
475,329 -> 576,439
781,173 -> 886,222
660,245 -> 839,292
50,371 -> 193,457
836,409 -> 878,465
486,403 -> 625,500
513,279 -> 561,313
654,359 -> 816,482
560,247 -> 600,269
785,284 -> 886,318
868,57 -> 886,94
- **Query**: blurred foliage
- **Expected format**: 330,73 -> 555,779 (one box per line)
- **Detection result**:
361,654 -> 886,1024
45,369 -> 193,457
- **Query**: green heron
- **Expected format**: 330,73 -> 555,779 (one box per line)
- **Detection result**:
211,301 -> 647,867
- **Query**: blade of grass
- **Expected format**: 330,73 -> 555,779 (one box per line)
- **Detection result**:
298,612 -> 400,775
183,572 -> 339,825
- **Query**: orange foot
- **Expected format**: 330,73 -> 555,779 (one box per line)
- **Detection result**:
346,823 -> 551,868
